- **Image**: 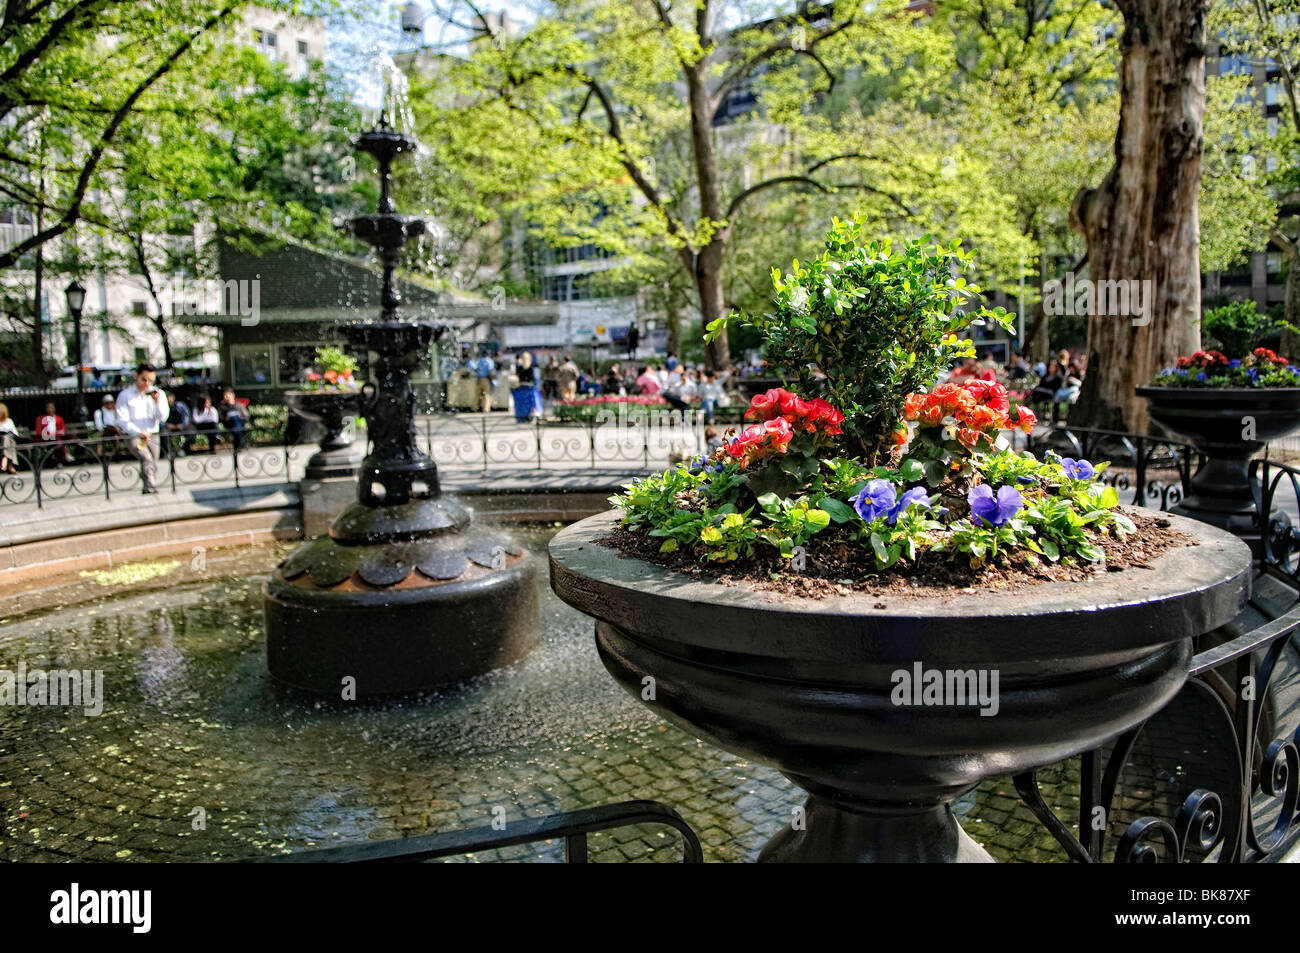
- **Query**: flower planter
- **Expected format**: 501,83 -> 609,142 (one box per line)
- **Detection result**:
1136,386 -> 1300,550
285,390 -> 362,479
549,509 -> 1251,862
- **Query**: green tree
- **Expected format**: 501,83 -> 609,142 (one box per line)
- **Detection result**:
417,0 -> 1026,369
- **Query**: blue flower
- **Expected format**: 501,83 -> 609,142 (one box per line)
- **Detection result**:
1177,369 -> 1188,377
1159,367 -> 1172,376
1248,368 -> 1259,379
1196,372 -> 1208,382
1016,474 -> 1036,484
1229,359 -> 1241,370
968,484 -> 1023,527
887,486 -> 931,525
853,479 -> 897,523
1060,457 -> 1095,480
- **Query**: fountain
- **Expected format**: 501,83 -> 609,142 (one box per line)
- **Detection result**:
263,111 -> 539,696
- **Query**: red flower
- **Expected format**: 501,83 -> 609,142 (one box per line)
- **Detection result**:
983,382 -> 1010,414
745,389 -> 784,421
904,393 -> 925,421
777,390 -> 812,419
964,405 -> 1002,431
1014,405 -> 1037,433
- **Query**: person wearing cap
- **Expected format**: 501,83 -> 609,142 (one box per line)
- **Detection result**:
93,395 -> 121,436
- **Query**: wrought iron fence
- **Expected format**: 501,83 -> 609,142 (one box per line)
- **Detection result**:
417,408 -> 719,474
0,424 -> 300,508
1008,445 -> 1300,863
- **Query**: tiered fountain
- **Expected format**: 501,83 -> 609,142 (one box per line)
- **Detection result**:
263,115 -> 539,696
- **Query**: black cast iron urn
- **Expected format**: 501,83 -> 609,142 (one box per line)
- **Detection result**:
264,117 -> 538,696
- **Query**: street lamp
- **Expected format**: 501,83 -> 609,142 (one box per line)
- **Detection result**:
64,280 -> 87,425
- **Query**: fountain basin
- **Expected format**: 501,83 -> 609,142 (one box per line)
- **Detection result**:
548,509 -> 1252,862
265,521 -> 538,695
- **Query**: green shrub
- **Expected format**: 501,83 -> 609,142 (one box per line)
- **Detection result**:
707,216 -> 1011,464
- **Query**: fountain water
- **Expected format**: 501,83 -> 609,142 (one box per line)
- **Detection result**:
263,114 -> 539,696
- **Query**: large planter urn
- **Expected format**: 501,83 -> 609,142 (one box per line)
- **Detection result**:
284,389 -> 362,479
1137,386 -> 1300,550
549,510 -> 1251,862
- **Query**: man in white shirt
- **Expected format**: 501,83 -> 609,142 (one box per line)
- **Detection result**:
115,362 -> 168,494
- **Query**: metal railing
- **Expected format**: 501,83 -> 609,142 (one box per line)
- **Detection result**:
254,799 -> 704,864
417,408 -> 723,475
0,424 -> 300,508
1009,433 -> 1300,863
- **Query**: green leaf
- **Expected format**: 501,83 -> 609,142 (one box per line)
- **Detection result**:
1040,538 -> 1060,561
899,458 -> 925,482
805,508 -> 831,532
870,532 -> 888,563
659,538 -> 679,553
821,498 -> 855,523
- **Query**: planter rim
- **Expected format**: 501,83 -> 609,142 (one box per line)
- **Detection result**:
548,508 -> 1251,663
1137,385 -> 1300,396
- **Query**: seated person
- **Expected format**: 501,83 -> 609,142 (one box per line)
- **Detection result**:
93,395 -> 122,436
34,402 -> 70,464
1030,361 -> 1065,405
217,389 -> 249,449
192,396 -> 221,452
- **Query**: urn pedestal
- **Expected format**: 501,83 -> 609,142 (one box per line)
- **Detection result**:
549,510 -> 1251,862
284,390 -> 361,479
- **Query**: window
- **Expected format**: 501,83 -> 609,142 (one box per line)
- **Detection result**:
230,344 -> 273,388
133,347 -> 148,363
297,40 -> 309,56
131,300 -> 147,316
1267,253 -> 1284,275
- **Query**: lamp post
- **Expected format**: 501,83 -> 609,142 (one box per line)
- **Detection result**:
64,280 -> 87,425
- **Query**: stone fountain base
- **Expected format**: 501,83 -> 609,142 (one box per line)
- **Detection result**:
265,496 -> 539,696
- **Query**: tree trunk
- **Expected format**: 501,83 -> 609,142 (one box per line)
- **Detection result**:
687,60 -> 731,371
1283,245 -> 1300,359
695,240 -> 730,370
30,236 -> 43,379
1069,0 -> 1206,434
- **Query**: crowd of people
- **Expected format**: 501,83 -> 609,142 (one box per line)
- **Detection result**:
0,363 -> 252,493
945,349 -> 1086,411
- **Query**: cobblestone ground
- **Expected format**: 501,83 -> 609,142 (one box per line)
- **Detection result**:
2,527 -> 1291,863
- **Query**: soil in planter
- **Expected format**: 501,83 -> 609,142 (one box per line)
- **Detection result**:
599,511 -> 1191,601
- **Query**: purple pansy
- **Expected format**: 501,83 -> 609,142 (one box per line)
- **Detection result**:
888,486 -> 931,525
853,479 -> 897,523
1060,457 -> 1095,480
968,484 -> 1023,527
